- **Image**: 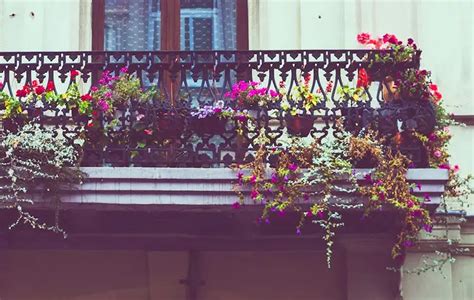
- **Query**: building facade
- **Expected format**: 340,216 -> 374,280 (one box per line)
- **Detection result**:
0,1 -> 472,299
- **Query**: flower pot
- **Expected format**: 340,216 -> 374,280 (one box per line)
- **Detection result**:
157,112 -> 185,139
366,61 -> 414,82
285,114 -> 315,137
191,115 -> 227,136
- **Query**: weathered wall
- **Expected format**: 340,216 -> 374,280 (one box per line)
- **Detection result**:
0,249 -> 396,300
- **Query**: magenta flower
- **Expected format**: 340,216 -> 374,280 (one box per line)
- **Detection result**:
250,189 -> 259,199
270,173 -> 278,184
232,201 -> 241,209
98,99 -> 109,111
288,163 -> 298,171
120,67 -> 128,73
269,90 -> 279,98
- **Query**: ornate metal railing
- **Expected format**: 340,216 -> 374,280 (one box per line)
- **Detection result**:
0,50 -> 426,167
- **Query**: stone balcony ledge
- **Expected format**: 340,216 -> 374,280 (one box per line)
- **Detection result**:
54,167 -> 448,210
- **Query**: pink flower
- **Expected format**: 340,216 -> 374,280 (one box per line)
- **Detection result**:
91,86 -> 98,92
0,82 -> 3,90
120,67 -> 128,73
249,175 -> 257,184
269,90 -> 279,98
433,150 -> 442,158
288,163 -> 298,171
452,165 -> 460,172
250,189 -> 259,199
98,99 -> 109,111
439,164 -> 450,170
136,114 -> 145,121
356,33 -> 371,44
144,129 -> 153,135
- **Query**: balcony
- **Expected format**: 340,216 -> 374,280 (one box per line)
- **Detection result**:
0,50 -> 450,253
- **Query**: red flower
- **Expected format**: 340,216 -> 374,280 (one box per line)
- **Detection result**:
144,129 -> 153,135
0,82 -> 3,90
356,68 -> 370,88
34,85 -> 45,95
382,33 -> 398,44
432,91 -> 442,103
31,80 -> 39,87
325,81 -> 333,93
16,89 -> 27,97
70,70 -> 80,79
87,120 -> 94,128
46,81 -> 55,92
356,33 -> 371,44
429,84 -> 438,91
81,94 -> 92,101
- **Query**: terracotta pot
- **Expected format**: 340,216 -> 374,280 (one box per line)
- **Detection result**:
382,78 -> 400,102
285,114 -> 316,137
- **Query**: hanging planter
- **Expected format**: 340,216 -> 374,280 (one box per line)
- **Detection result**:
191,115 -> 228,136
157,110 -> 186,139
285,114 -> 316,137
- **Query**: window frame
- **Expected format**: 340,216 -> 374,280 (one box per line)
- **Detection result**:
91,0 -> 249,51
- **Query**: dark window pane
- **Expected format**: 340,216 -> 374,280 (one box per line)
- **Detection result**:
105,0 -> 161,50
180,0 -> 236,50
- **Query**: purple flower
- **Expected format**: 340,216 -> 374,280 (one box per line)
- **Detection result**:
288,163 -> 298,171
316,210 -> 325,219
364,173 -> 372,183
423,194 -> 431,202
249,175 -> 257,184
271,173 -> 279,184
423,224 -> 433,233
404,240 -> 414,247
296,228 -> 301,235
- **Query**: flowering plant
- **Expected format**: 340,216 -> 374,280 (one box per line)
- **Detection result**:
0,124 -> 84,236
280,74 -> 332,114
191,100 -> 234,120
357,32 -> 417,68
224,80 -> 279,108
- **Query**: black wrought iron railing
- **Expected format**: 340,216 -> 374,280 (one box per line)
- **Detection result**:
0,50 -> 427,167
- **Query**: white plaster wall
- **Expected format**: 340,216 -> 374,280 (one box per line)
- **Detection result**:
0,0 -> 91,51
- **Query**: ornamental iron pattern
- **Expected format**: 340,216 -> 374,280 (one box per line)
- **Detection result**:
0,50 -> 432,167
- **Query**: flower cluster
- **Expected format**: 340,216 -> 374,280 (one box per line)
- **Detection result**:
0,124 -> 84,236
191,100 -> 234,119
279,74 -> 332,115
224,80 -> 279,108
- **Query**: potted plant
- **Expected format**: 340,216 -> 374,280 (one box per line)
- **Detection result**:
279,75 -> 327,137
224,80 -> 279,118
356,33 -> 419,82
190,100 -> 234,136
